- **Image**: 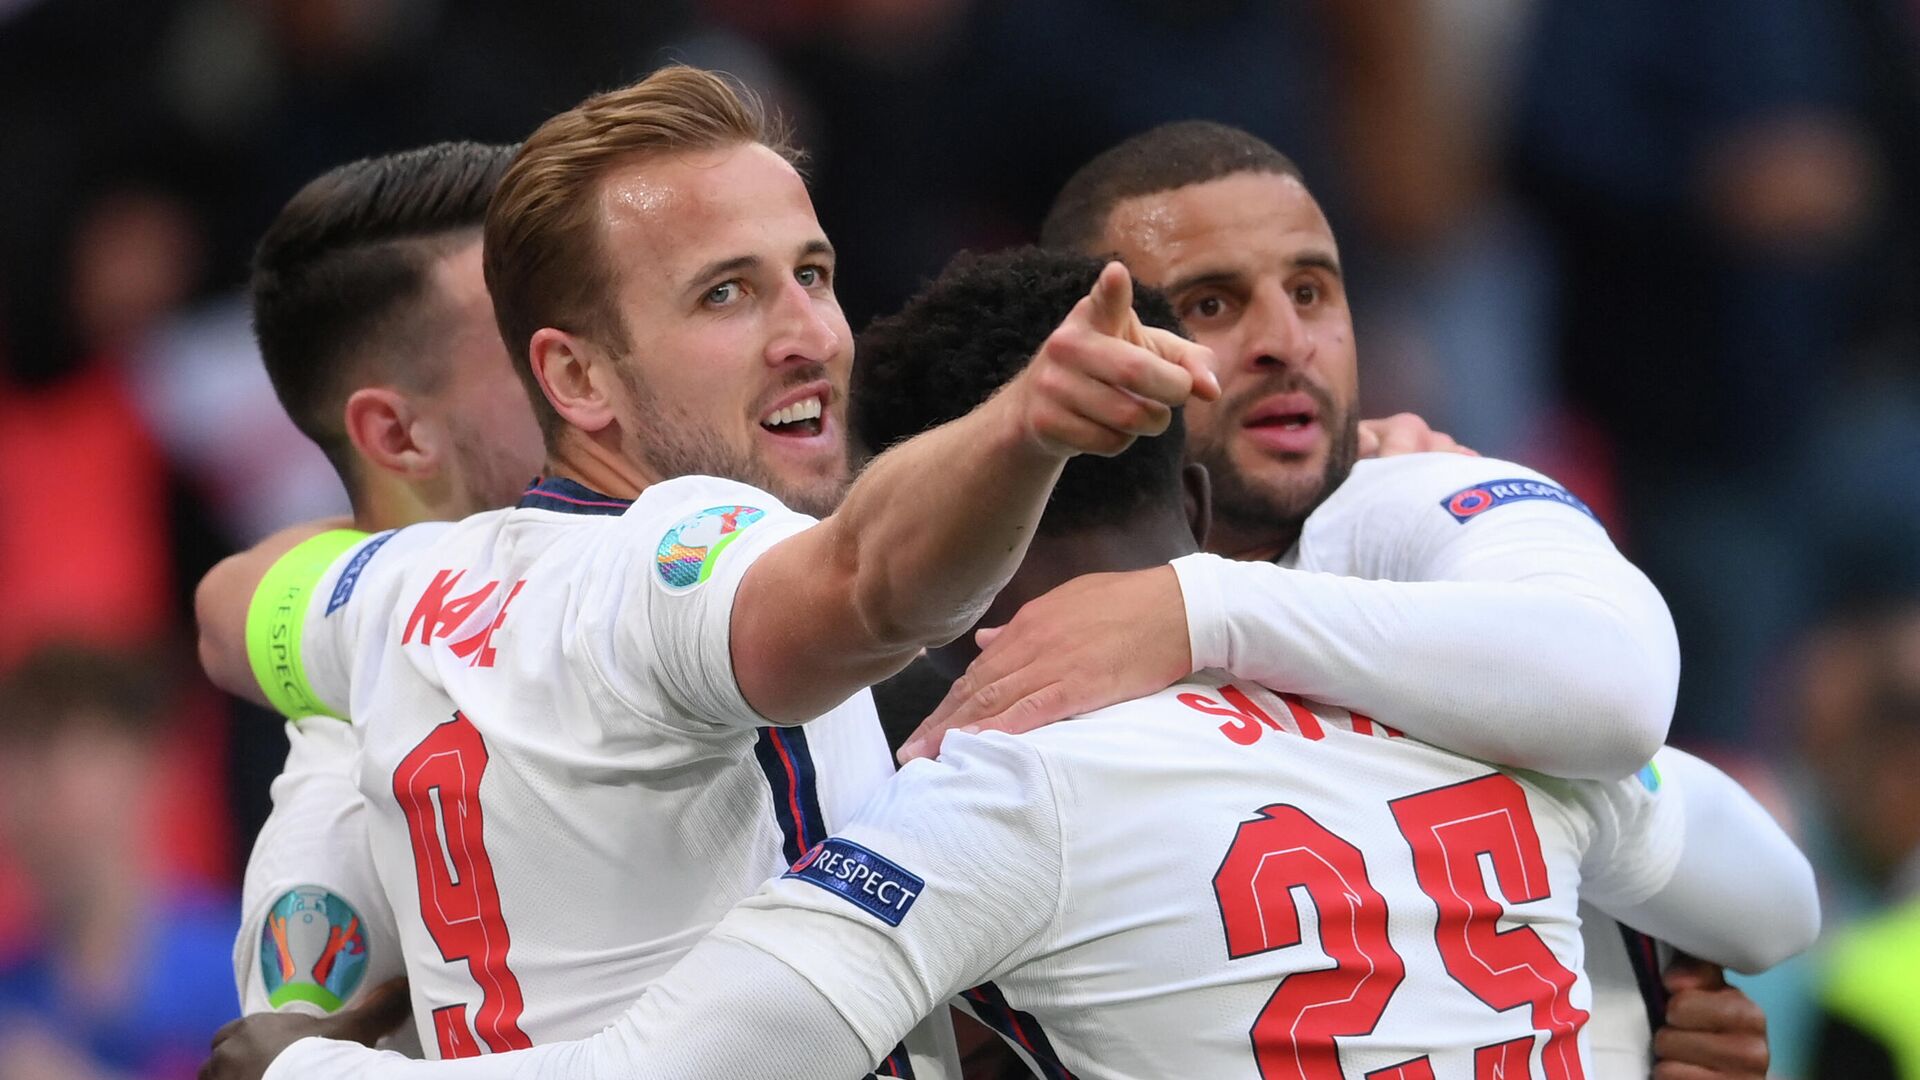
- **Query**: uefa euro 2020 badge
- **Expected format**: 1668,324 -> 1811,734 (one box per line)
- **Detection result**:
655,505 -> 766,592
261,886 -> 368,1012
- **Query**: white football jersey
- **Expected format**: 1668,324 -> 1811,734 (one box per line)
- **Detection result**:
729,677 -> 1683,1079
263,475 -> 901,1061
1287,451 -> 1675,1061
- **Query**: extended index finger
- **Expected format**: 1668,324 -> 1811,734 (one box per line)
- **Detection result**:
1084,261 -> 1138,340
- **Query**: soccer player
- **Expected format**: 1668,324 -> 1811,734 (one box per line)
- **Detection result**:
233,142 -> 543,1038
907,123 -> 1775,1076
224,247 -> 1818,1080
193,66 -> 1213,1072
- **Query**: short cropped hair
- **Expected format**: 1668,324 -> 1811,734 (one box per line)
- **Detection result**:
484,65 -> 798,447
251,141 -> 515,485
1040,121 -> 1303,254
854,246 -> 1187,534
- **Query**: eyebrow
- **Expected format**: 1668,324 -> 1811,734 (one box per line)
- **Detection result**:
1162,250 -> 1343,297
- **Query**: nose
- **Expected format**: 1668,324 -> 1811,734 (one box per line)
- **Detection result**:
1241,280 -> 1309,371
765,278 -> 842,368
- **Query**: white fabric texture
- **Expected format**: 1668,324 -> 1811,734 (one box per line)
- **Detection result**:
1173,453 -> 1679,781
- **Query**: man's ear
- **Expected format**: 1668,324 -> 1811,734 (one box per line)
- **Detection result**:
344,387 -> 440,480
1182,462 -> 1212,551
529,328 -> 617,434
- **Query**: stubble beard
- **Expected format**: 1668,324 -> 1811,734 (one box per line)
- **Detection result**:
615,363 -> 850,517
1193,404 -> 1359,553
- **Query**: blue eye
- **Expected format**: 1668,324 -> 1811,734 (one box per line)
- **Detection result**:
706,281 -> 742,306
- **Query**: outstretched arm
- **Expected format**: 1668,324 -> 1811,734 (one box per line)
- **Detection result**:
1596,748 -> 1819,974
905,457 -> 1674,780
734,263 -> 1216,722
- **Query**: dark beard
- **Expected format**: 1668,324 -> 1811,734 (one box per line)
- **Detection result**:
1193,396 -> 1359,552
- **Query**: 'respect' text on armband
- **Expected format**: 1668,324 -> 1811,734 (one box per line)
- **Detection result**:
245,529 -> 365,720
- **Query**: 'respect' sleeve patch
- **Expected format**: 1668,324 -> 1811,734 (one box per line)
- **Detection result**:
1440,478 -> 1600,525
655,505 -> 767,592
785,837 -> 924,927
326,530 -> 395,615
260,886 -> 369,1011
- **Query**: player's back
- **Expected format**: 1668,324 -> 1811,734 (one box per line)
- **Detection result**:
957,678 -> 1675,1078
309,476 -> 894,1056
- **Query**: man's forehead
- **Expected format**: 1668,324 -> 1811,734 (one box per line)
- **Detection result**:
1101,171 -> 1336,280
596,145 -> 821,277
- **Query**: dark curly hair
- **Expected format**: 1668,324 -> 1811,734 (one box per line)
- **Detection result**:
853,246 -> 1188,534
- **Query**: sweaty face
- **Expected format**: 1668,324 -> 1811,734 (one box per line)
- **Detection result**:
596,144 -> 853,517
1099,172 -> 1359,551
425,242 -> 546,513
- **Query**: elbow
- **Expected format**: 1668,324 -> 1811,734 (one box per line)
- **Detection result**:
195,556 -> 253,700
1555,599 -> 1678,779
1726,852 -> 1823,975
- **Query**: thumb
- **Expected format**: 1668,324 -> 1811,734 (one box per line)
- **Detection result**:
1663,954 -> 1727,993
975,625 -> 1004,649
1084,262 -> 1138,340
329,978 -> 412,1047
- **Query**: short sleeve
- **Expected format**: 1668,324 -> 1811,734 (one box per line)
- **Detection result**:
247,525 -> 445,720
1299,453 -> 1617,583
586,476 -> 817,731
710,732 -> 1065,1063
1559,752 -> 1686,911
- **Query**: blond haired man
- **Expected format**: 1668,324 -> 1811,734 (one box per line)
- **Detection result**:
196,65 -> 1215,1074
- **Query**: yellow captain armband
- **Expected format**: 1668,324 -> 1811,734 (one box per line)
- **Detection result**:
245,529 -> 366,720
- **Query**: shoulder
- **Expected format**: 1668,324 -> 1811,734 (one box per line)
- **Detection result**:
617,476 -> 811,585
1299,454 -> 1603,574
629,475 -> 806,527
1317,454 -> 1578,521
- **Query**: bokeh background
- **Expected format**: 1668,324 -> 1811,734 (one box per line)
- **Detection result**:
1,0 -> 1916,1076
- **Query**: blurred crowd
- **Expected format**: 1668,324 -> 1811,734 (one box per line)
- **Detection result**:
0,0 -> 1916,1076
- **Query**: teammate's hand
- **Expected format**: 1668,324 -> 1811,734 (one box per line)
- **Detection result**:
1357,412 -> 1477,458
199,978 -> 410,1080
898,566 -> 1190,761
1652,957 -> 1769,1080
1000,262 -> 1219,459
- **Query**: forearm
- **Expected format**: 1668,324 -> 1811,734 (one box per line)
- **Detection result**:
267,937 -> 874,1079
1601,748 -> 1819,974
1175,554 -> 1676,779
738,396 -> 1064,721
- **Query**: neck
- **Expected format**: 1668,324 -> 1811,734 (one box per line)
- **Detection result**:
354,469 -> 463,532
545,428 -> 657,502
1013,512 -> 1201,602
1205,515 -> 1298,564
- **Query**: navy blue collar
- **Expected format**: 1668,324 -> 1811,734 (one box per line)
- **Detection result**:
516,476 -> 633,516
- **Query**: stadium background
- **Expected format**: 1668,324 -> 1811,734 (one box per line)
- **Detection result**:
0,0 -> 1915,1075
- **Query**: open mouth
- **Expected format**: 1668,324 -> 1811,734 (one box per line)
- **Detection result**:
1248,411 -> 1314,432
1241,391 -> 1323,454
760,392 -> 826,438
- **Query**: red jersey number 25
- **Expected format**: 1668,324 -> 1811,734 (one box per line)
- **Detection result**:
1212,774 -> 1588,1080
